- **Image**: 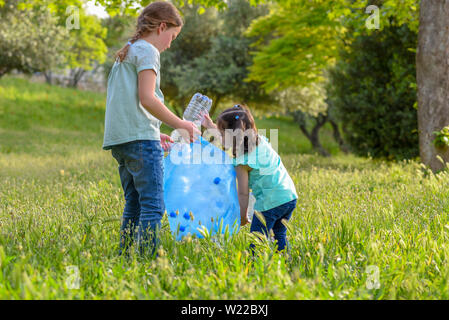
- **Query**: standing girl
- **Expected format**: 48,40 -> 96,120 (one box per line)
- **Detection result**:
103,2 -> 199,257
202,104 -> 298,253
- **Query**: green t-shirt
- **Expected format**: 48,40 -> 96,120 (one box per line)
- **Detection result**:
103,39 -> 164,150
233,135 -> 298,212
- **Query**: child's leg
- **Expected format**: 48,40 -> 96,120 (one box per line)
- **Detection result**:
250,199 -> 297,254
112,147 -> 141,256
249,209 -> 277,254
272,199 -> 297,252
126,141 -> 165,257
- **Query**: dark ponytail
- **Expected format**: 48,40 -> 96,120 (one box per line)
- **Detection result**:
216,104 -> 259,158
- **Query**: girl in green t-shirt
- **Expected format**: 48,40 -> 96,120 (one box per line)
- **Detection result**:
104,2 -> 199,257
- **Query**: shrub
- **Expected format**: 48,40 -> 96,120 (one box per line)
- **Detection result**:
327,25 -> 418,160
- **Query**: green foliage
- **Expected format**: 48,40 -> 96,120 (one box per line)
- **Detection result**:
0,0 -> 68,77
160,3 -> 219,116
276,83 -> 328,117
433,126 -> 449,150
92,0 -> 420,95
94,0 -> 239,16
17,0 -> 107,83
161,0 -> 271,116
327,25 -> 418,160
64,11 -> 108,71
101,14 -> 136,79
326,0 -> 419,34
43,0 -> 108,72
245,0 -> 419,93
102,14 -> 135,49
246,1 -> 341,92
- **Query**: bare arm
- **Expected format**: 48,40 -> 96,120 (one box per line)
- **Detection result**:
139,69 -> 182,128
138,70 -> 200,141
236,165 -> 250,226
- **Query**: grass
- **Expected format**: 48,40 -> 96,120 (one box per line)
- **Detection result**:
1,76 -> 449,299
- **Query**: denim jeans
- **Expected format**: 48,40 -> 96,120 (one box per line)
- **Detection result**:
111,140 -> 164,257
250,199 -> 297,252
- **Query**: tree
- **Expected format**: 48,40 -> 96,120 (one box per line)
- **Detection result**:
0,0 -> 67,78
276,84 -> 329,156
160,2 -> 220,117
21,0 -> 108,87
245,1 -> 342,92
64,10 -> 108,87
95,0 -> 233,16
101,14 -> 135,81
245,1 -> 348,155
170,0 -> 271,116
106,0 -> 449,166
328,25 -> 418,160
416,0 -> 449,172
161,0 -> 271,117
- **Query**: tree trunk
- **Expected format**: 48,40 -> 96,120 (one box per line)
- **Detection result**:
417,0 -> 449,172
70,68 -> 86,88
329,119 -> 350,154
0,67 -> 11,78
310,114 -> 330,157
291,110 -> 330,157
44,71 -> 53,85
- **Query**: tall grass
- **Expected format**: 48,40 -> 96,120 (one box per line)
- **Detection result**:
1,76 -> 449,299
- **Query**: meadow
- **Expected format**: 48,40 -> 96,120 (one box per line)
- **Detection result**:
1,77 -> 449,299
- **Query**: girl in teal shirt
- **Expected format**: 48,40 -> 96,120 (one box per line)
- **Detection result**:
202,104 -> 298,252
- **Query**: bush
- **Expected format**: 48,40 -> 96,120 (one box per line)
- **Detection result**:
0,0 -> 67,77
327,25 -> 418,160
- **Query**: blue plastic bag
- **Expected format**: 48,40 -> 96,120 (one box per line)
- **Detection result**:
164,137 -> 240,240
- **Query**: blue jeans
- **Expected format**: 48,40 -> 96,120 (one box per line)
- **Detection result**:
111,140 -> 165,257
250,199 -> 297,252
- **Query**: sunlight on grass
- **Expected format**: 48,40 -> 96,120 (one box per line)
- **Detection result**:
2,77 -> 449,299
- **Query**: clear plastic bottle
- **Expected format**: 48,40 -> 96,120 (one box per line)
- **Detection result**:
183,93 -> 212,124
171,93 -> 213,143
182,93 -> 203,122
247,192 -> 256,222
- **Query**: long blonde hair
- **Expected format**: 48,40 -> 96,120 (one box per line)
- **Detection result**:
115,1 -> 183,62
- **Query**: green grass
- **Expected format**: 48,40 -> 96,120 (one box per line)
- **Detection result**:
2,76 -> 449,299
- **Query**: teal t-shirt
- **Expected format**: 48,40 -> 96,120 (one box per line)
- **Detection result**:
103,39 -> 164,150
233,135 -> 298,212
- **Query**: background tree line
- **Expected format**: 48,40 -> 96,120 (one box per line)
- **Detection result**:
2,0 -> 446,170
0,0 -> 107,88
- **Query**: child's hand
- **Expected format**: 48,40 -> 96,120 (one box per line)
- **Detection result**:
241,215 -> 250,227
160,133 -> 174,151
201,112 -> 217,130
178,120 -> 201,142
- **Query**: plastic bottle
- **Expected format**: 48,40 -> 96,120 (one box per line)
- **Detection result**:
183,93 -> 203,122
171,93 -> 213,143
247,192 -> 256,222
